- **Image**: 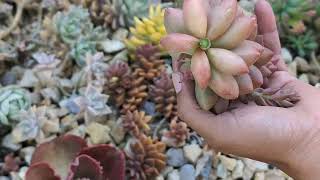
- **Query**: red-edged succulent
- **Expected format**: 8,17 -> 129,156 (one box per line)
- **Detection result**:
161,0 -> 275,112
25,135 -> 125,180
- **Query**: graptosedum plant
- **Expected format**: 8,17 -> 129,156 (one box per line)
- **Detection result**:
161,0 -> 278,112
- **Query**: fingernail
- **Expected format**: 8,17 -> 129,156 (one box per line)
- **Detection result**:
172,72 -> 182,94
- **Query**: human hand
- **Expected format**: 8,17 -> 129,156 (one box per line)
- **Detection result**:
173,0 -> 320,179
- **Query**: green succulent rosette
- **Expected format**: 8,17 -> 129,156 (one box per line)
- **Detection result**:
0,87 -> 31,125
70,38 -> 96,67
53,6 -> 93,45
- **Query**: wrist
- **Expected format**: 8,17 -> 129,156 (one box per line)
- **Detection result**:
278,143 -> 320,179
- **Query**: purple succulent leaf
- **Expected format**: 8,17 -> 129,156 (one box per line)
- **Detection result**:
67,154 -> 103,180
79,144 -> 126,180
25,162 -> 61,180
30,135 -> 88,179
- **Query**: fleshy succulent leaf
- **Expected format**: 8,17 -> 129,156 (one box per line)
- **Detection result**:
191,50 -> 211,89
25,163 -> 60,180
68,154 -> 103,180
207,48 -> 249,75
213,15 -> 257,49
207,0 -> 237,40
30,135 -> 88,179
183,0 -> 207,38
164,8 -> 185,33
79,144 -> 126,180
255,47 -> 274,67
231,40 -> 264,66
209,68 -> 239,100
249,65 -> 264,89
195,83 -> 218,111
160,33 -> 198,54
235,74 -> 254,95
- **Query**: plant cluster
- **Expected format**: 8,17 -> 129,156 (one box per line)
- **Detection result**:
270,0 -> 320,57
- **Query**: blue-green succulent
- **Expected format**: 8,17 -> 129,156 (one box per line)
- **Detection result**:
0,87 -> 31,125
70,38 -> 97,67
53,6 -> 93,44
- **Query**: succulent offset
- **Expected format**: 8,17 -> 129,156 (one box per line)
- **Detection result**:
161,0 -> 275,111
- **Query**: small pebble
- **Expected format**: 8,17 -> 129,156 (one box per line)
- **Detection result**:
232,160 -> 244,179
166,148 -> 186,167
86,122 -> 111,144
167,169 -> 180,180
180,164 -> 196,180
299,74 -> 309,84
254,172 -> 265,180
1,72 -> 16,85
281,48 -> 293,64
219,155 -> 237,171
155,175 -> 164,180
287,61 -> 297,77
101,39 -> 125,53
216,163 -> 228,179
183,144 -> 202,164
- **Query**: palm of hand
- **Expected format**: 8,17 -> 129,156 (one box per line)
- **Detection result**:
175,0 -> 320,178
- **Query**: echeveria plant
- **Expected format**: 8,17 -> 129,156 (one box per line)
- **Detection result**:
0,87 -> 31,125
25,135 -> 125,180
161,0 -> 274,111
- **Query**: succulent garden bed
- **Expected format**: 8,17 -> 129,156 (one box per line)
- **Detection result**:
0,0 -> 319,179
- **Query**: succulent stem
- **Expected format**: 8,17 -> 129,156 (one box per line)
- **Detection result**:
199,38 -> 211,50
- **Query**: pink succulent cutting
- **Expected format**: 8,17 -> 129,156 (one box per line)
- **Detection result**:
161,0 -> 274,110
25,135 -> 125,180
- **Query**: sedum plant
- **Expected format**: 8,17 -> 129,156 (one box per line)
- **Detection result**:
25,135 -> 125,180
161,0 -> 274,111
286,31 -> 318,57
0,87 -> 30,125
270,0 -> 314,34
125,5 -> 166,54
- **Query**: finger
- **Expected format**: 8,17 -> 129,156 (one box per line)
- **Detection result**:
255,0 -> 281,55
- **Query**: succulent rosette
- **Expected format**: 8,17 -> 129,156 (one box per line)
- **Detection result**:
25,135 -> 125,180
161,0 -> 274,111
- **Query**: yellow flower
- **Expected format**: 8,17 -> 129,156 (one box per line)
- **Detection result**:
125,4 -> 166,55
